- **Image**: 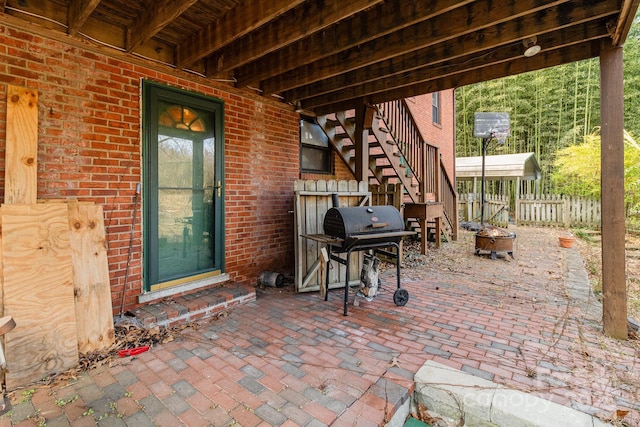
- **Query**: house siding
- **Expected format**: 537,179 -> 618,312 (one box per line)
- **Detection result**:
0,22 -> 300,313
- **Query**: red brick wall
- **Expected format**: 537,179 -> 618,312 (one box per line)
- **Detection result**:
0,23 -> 300,313
405,91 -> 456,178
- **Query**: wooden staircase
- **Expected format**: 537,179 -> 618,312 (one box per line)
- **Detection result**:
316,100 -> 458,253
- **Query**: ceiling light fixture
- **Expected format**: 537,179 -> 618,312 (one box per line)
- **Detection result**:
523,36 -> 541,57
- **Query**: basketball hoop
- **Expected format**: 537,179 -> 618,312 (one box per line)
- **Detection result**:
493,128 -> 509,145
474,112 -> 511,225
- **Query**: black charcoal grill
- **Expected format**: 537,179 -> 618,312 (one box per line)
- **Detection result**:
323,206 -> 407,250
304,205 -> 414,315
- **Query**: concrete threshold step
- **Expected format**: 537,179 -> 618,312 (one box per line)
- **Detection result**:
128,283 -> 256,327
413,361 -> 613,427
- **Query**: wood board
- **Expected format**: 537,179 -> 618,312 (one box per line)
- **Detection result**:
1,204 -> 78,389
67,202 -> 115,354
294,180 -> 370,293
5,85 -> 38,205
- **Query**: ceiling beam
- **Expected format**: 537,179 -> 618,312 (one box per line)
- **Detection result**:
303,22 -> 609,108
205,0 -> 385,77
313,40 -> 601,115
612,0 -> 640,46
126,0 -> 198,52
289,15 -> 613,104
231,0 -> 472,87
176,0 -> 305,69
261,0 -> 576,96
67,0 -> 101,35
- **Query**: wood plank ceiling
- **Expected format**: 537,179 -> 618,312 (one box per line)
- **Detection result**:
3,0 -> 638,115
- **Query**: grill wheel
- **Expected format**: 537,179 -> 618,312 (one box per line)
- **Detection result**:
393,288 -> 409,306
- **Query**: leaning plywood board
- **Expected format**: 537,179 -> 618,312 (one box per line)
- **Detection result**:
5,85 -> 38,204
1,204 -> 78,389
68,202 -> 115,354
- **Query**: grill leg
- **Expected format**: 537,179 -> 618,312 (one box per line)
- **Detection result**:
324,247 -> 331,301
394,242 -> 401,290
344,249 -> 354,316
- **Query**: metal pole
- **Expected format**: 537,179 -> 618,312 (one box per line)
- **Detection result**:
119,183 -> 141,317
480,138 -> 488,225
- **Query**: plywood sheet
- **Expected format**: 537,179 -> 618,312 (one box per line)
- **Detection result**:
68,202 -> 115,353
5,85 -> 38,205
1,204 -> 78,389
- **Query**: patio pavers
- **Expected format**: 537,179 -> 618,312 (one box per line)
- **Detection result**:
1,226 -> 638,426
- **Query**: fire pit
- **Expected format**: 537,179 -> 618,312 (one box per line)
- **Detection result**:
475,225 -> 516,260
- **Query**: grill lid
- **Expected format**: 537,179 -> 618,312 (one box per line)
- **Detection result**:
323,206 -> 404,239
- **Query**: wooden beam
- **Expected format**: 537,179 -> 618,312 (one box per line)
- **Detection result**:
206,0 -> 385,77
67,0 -> 101,36
313,40 -> 600,115
126,0 -> 198,52
5,85 -> 38,205
176,0 -> 305,69
612,0 -> 640,46
599,43 -> 627,339
298,20 -> 610,107
233,0 -> 471,87
261,0 -> 577,95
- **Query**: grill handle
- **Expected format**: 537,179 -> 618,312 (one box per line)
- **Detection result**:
369,222 -> 389,228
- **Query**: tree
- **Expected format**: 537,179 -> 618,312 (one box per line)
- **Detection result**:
455,11 -> 640,195
552,128 -> 640,220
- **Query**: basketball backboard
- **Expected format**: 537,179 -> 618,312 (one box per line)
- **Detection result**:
473,112 -> 511,138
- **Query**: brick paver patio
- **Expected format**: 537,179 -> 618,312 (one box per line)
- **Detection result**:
1,226 -> 638,426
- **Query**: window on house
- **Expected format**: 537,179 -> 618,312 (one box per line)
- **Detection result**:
142,81 -> 225,292
300,117 -> 331,173
432,92 -> 441,125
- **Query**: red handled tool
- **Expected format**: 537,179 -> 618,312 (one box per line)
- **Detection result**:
118,346 -> 149,357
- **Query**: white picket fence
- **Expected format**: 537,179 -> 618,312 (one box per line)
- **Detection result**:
459,193 -> 601,228
458,193 -> 509,227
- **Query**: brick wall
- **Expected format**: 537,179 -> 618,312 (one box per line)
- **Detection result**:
405,91 -> 456,178
0,23 -> 300,313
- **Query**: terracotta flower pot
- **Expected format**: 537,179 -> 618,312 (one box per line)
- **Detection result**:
559,236 -> 575,248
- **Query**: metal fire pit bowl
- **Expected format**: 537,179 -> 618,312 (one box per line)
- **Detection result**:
475,230 -> 516,260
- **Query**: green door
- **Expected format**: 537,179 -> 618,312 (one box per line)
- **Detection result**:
143,82 -> 224,291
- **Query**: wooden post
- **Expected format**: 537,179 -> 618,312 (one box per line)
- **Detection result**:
354,103 -> 370,182
515,177 -> 520,225
599,43 -> 627,339
435,149 -> 441,201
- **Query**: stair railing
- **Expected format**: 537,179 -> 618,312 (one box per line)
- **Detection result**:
376,99 -> 457,235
